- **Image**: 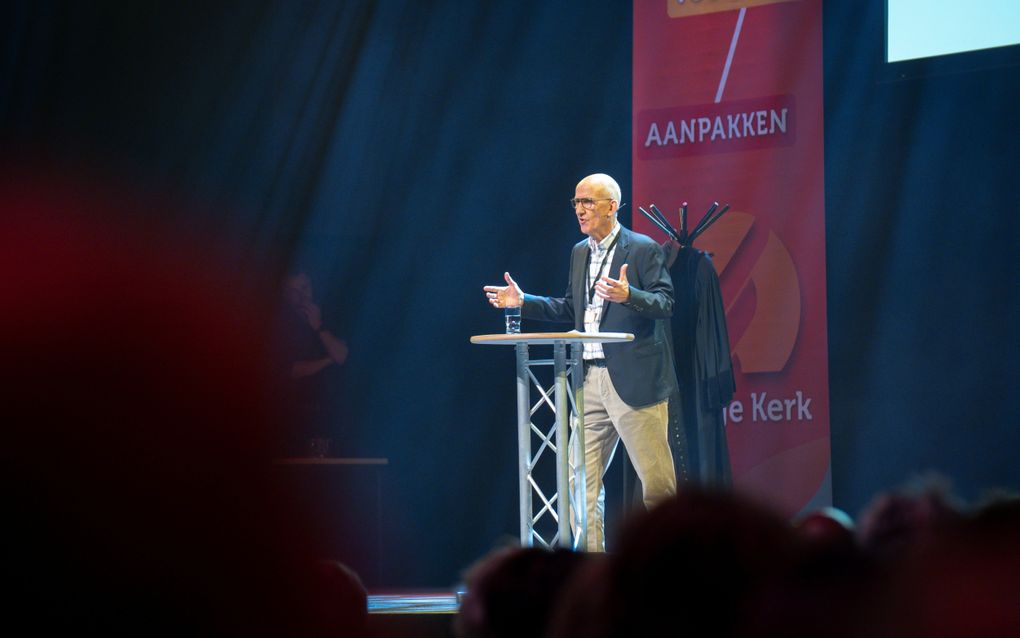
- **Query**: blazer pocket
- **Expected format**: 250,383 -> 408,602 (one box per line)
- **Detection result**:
633,341 -> 662,358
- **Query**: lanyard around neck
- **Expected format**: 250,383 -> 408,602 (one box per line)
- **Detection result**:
586,232 -> 620,305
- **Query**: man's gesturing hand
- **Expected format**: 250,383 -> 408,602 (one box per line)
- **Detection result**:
595,263 -> 630,303
483,272 -> 524,309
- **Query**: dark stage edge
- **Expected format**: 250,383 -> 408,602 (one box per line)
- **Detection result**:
368,592 -> 459,638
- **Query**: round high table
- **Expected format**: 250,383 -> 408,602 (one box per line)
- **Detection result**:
470,331 -> 633,549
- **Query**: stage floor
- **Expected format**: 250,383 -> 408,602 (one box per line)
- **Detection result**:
367,593 -> 459,638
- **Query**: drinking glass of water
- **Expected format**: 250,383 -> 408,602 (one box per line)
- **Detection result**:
505,305 -> 521,334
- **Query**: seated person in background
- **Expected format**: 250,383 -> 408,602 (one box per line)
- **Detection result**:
277,271 -> 349,456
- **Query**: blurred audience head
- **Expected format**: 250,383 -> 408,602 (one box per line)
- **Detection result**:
856,474 -> 963,559
550,488 -> 798,638
793,506 -> 858,564
795,506 -> 854,541
871,493 -> 1020,638
455,545 -> 589,638
304,560 -> 368,638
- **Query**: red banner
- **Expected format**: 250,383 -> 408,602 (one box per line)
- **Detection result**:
633,0 -> 830,514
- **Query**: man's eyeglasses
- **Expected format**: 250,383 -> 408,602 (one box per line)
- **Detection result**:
570,198 -> 613,211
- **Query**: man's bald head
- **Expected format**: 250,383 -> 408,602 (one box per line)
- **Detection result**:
577,173 -> 622,204
573,173 -> 622,242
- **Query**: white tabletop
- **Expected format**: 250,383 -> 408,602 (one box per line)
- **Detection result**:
470,331 -> 634,345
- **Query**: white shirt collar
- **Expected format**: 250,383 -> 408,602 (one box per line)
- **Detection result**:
588,221 -> 621,253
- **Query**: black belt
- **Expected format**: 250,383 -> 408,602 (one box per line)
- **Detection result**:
583,358 -> 607,369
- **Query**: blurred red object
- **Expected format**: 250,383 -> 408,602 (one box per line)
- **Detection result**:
1,171 -> 364,636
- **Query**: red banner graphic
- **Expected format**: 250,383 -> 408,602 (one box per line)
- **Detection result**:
637,94 -> 797,158
633,0 -> 830,514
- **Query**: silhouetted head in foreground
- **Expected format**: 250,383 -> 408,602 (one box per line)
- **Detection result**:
2,174 -> 365,636
548,488 -> 797,638
856,476 -> 963,559
455,545 -> 589,638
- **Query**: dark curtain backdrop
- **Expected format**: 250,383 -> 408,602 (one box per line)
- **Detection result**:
3,1 -> 1018,587
823,3 -> 1020,517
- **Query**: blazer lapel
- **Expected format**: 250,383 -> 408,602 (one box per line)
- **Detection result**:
573,243 -> 589,328
601,227 -> 630,327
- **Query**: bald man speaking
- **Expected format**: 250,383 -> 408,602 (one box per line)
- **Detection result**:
484,173 -> 677,551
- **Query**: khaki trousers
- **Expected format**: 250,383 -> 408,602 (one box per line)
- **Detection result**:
571,365 -> 676,552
